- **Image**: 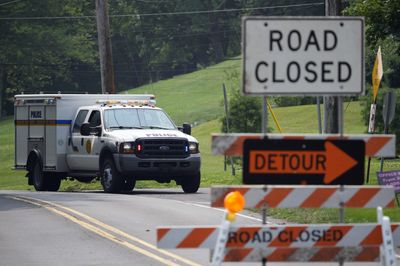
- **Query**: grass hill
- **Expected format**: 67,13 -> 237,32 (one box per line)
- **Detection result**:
1,58 -> 398,223
0,101 -> 371,188
124,58 -> 240,125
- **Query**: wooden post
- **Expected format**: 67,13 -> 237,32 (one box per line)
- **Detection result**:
324,0 -> 341,133
95,0 -> 115,94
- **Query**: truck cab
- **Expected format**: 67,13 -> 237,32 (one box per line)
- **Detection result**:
14,94 -> 201,193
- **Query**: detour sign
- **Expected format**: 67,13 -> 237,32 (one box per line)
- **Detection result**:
243,139 -> 364,185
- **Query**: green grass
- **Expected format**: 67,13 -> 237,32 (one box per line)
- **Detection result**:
270,100 -> 365,134
123,59 -> 240,126
0,59 -> 241,190
1,57 -> 399,223
0,117 -> 30,190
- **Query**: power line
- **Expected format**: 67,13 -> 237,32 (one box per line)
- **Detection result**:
111,2 -> 324,18
0,2 -> 324,20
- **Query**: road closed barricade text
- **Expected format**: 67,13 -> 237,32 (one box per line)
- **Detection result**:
157,224 -> 400,250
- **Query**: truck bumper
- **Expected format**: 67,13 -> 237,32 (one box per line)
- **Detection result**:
113,153 -> 201,179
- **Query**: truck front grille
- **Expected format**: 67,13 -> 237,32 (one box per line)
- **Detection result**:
136,138 -> 189,158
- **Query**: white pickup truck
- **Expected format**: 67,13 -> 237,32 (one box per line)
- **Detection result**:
14,94 -> 201,193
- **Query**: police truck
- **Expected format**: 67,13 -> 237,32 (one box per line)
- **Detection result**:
14,94 -> 201,193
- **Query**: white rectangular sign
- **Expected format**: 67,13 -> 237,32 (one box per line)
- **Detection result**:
242,17 -> 364,95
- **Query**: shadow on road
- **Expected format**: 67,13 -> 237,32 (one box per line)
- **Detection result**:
0,195 -> 37,212
84,188 -> 208,196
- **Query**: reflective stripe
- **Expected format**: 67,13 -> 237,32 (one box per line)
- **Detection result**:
211,133 -> 396,157
211,185 -> 396,208
15,119 -> 72,126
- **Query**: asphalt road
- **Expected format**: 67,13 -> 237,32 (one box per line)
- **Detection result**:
0,189 -> 388,266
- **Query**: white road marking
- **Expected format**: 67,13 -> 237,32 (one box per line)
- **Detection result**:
178,201 -> 265,223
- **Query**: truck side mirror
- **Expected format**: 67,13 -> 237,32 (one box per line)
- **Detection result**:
182,123 -> 191,135
80,123 -> 91,136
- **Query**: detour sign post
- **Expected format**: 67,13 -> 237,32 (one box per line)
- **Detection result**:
243,139 -> 365,185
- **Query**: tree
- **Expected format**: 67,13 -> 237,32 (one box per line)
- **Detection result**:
0,0 -> 98,115
221,88 -> 262,133
0,0 -> 326,115
345,0 -> 400,88
220,70 -> 262,133
346,0 -> 400,152
345,0 -> 400,45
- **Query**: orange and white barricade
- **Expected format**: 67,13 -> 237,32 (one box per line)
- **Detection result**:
211,133 -> 396,158
157,223 -> 400,263
211,185 -> 396,209
157,185 -> 399,265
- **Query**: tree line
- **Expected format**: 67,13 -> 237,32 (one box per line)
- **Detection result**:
0,0 -> 324,116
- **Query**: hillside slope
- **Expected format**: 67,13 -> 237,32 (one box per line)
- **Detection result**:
125,59 -> 240,125
0,57 -> 376,190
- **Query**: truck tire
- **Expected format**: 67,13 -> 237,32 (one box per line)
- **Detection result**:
45,174 -> 61,192
101,157 -> 123,193
31,159 -> 47,191
181,172 -> 200,193
30,159 -> 61,192
122,178 -> 136,192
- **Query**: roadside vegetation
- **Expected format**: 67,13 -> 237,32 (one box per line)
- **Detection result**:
1,0 -> 399,223
1,94 -> 399,222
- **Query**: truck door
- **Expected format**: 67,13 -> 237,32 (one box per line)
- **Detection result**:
66,109 -> 88,170
81,110 -> 102,170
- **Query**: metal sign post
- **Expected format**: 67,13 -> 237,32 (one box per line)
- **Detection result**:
222,84 -> 236,176
382,91 -> 397,129
211,218 -> 231,266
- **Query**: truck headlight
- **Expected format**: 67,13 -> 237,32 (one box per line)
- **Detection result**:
119,142 -> 135,154
188,142 -> 199,154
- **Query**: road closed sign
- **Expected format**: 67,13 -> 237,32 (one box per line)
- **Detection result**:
242,17 -> 364,95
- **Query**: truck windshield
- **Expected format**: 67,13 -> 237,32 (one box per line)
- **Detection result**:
104,108 -> 176,130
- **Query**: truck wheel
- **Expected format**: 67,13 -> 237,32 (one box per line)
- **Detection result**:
122,178 -> 136,192
181,172 -> 201,193
101,157 -> 123,193
31,159 -> 47,191
45,174 -> 61,192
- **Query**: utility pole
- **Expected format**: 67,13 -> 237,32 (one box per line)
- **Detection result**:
95,0 -> 115,94
324,0 -> 341,133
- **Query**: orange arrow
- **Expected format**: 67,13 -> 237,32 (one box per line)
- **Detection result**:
249,141 -> 358,184
324,141 -> 357,183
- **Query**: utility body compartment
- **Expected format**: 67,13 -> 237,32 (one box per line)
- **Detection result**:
14,94 -> 154,172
